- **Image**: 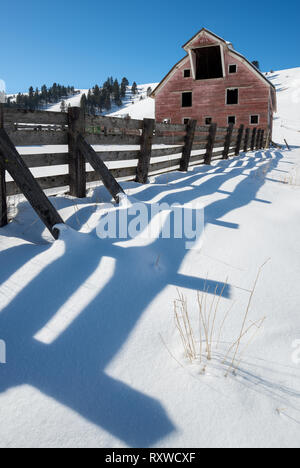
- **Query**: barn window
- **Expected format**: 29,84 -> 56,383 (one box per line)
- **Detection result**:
226,88 -> 239,105
205,117 -> 212,125
229,64 -> 237,74
183,118 -> 190,125
184,69 -> 191,78
195,46 -> 223,80
228,116 -> 236,125
182,92 -> 192,108
250,115 -> 259,125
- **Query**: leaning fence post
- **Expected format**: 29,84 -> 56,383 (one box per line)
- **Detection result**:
180,119 -> 197,171
204,123 -> 217,165
235,124 -> 244,156
77,135 -> 124,203
0,128 -> 64,239
251,128 -> 257,151
0,103 -> 7,227
136,118 -> 155,184
68,106 -> 86,198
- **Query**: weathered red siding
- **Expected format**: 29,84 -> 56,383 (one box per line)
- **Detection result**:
154,35 -> 274,133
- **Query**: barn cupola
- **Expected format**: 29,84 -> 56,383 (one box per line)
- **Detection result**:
182,28 -> 231,81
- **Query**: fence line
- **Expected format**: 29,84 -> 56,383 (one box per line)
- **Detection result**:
0,105 -> 268,234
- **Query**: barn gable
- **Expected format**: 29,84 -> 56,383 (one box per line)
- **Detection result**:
182,28 -> 228,51
151,28 -> 276,100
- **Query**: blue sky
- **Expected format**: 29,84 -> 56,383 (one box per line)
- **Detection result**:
1,0 -> 299,93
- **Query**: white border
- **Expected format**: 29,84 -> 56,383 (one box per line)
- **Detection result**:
226,87 -> 239,105
250,114 -> 260,125
181,91 -> 193,108
204,116 -> 213,125
228,115 -> 236,125
228,63 -> 237,74
191,44 -> 225,80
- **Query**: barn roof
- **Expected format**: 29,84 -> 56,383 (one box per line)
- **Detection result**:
150,55 -> 189,98
182,28 -> 229,50
151,28 -> 276,100
228,48 -> 276,92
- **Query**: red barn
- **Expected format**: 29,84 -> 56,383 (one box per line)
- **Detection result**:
151,29 -> 276,135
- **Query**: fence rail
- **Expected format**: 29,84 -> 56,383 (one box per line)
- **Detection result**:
0,106 -> 268,232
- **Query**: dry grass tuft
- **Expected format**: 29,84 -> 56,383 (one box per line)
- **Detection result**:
282,167 -> 300,186
173,260 -> 269,376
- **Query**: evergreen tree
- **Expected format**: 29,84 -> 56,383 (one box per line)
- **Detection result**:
131,82 -> 137,95
120,77 -> 129,98
80,93 -> 87,111
103,88 -> 111,111
112,79 -> 122,106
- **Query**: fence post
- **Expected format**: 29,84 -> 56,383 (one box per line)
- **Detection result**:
243,128 -> 250,153
0,103 -> 7,227
136,118 -> 155,184
222,123 -> 234,159
251,128 -> 257,151
255,129 -> 261,150
0,163 -> 7,228
180,119 -> 197,171
68,106 -> 86,198
235,124 -> 244,156
265,130 -> 271,149
260,130 -> 265,149
204,123 -> 217,165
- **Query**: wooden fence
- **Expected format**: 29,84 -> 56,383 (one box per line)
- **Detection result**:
0,106 -> 268,237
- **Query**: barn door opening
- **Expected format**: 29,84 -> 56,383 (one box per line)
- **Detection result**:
195,46 -> 223,80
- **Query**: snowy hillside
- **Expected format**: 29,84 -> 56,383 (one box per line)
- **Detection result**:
7,83 -> 157,117
267,68 -> 300,146
107,83 -> 157,119
46,90 -> 89,112
0,68 -> 300,448
48,83 -> 157,118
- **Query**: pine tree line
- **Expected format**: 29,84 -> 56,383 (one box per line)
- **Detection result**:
5,83 -> 77,110
81,77 -> 137,115
5,77 -> 142,115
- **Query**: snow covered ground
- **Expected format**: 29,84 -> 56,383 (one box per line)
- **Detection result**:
0,69 -> 300,448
